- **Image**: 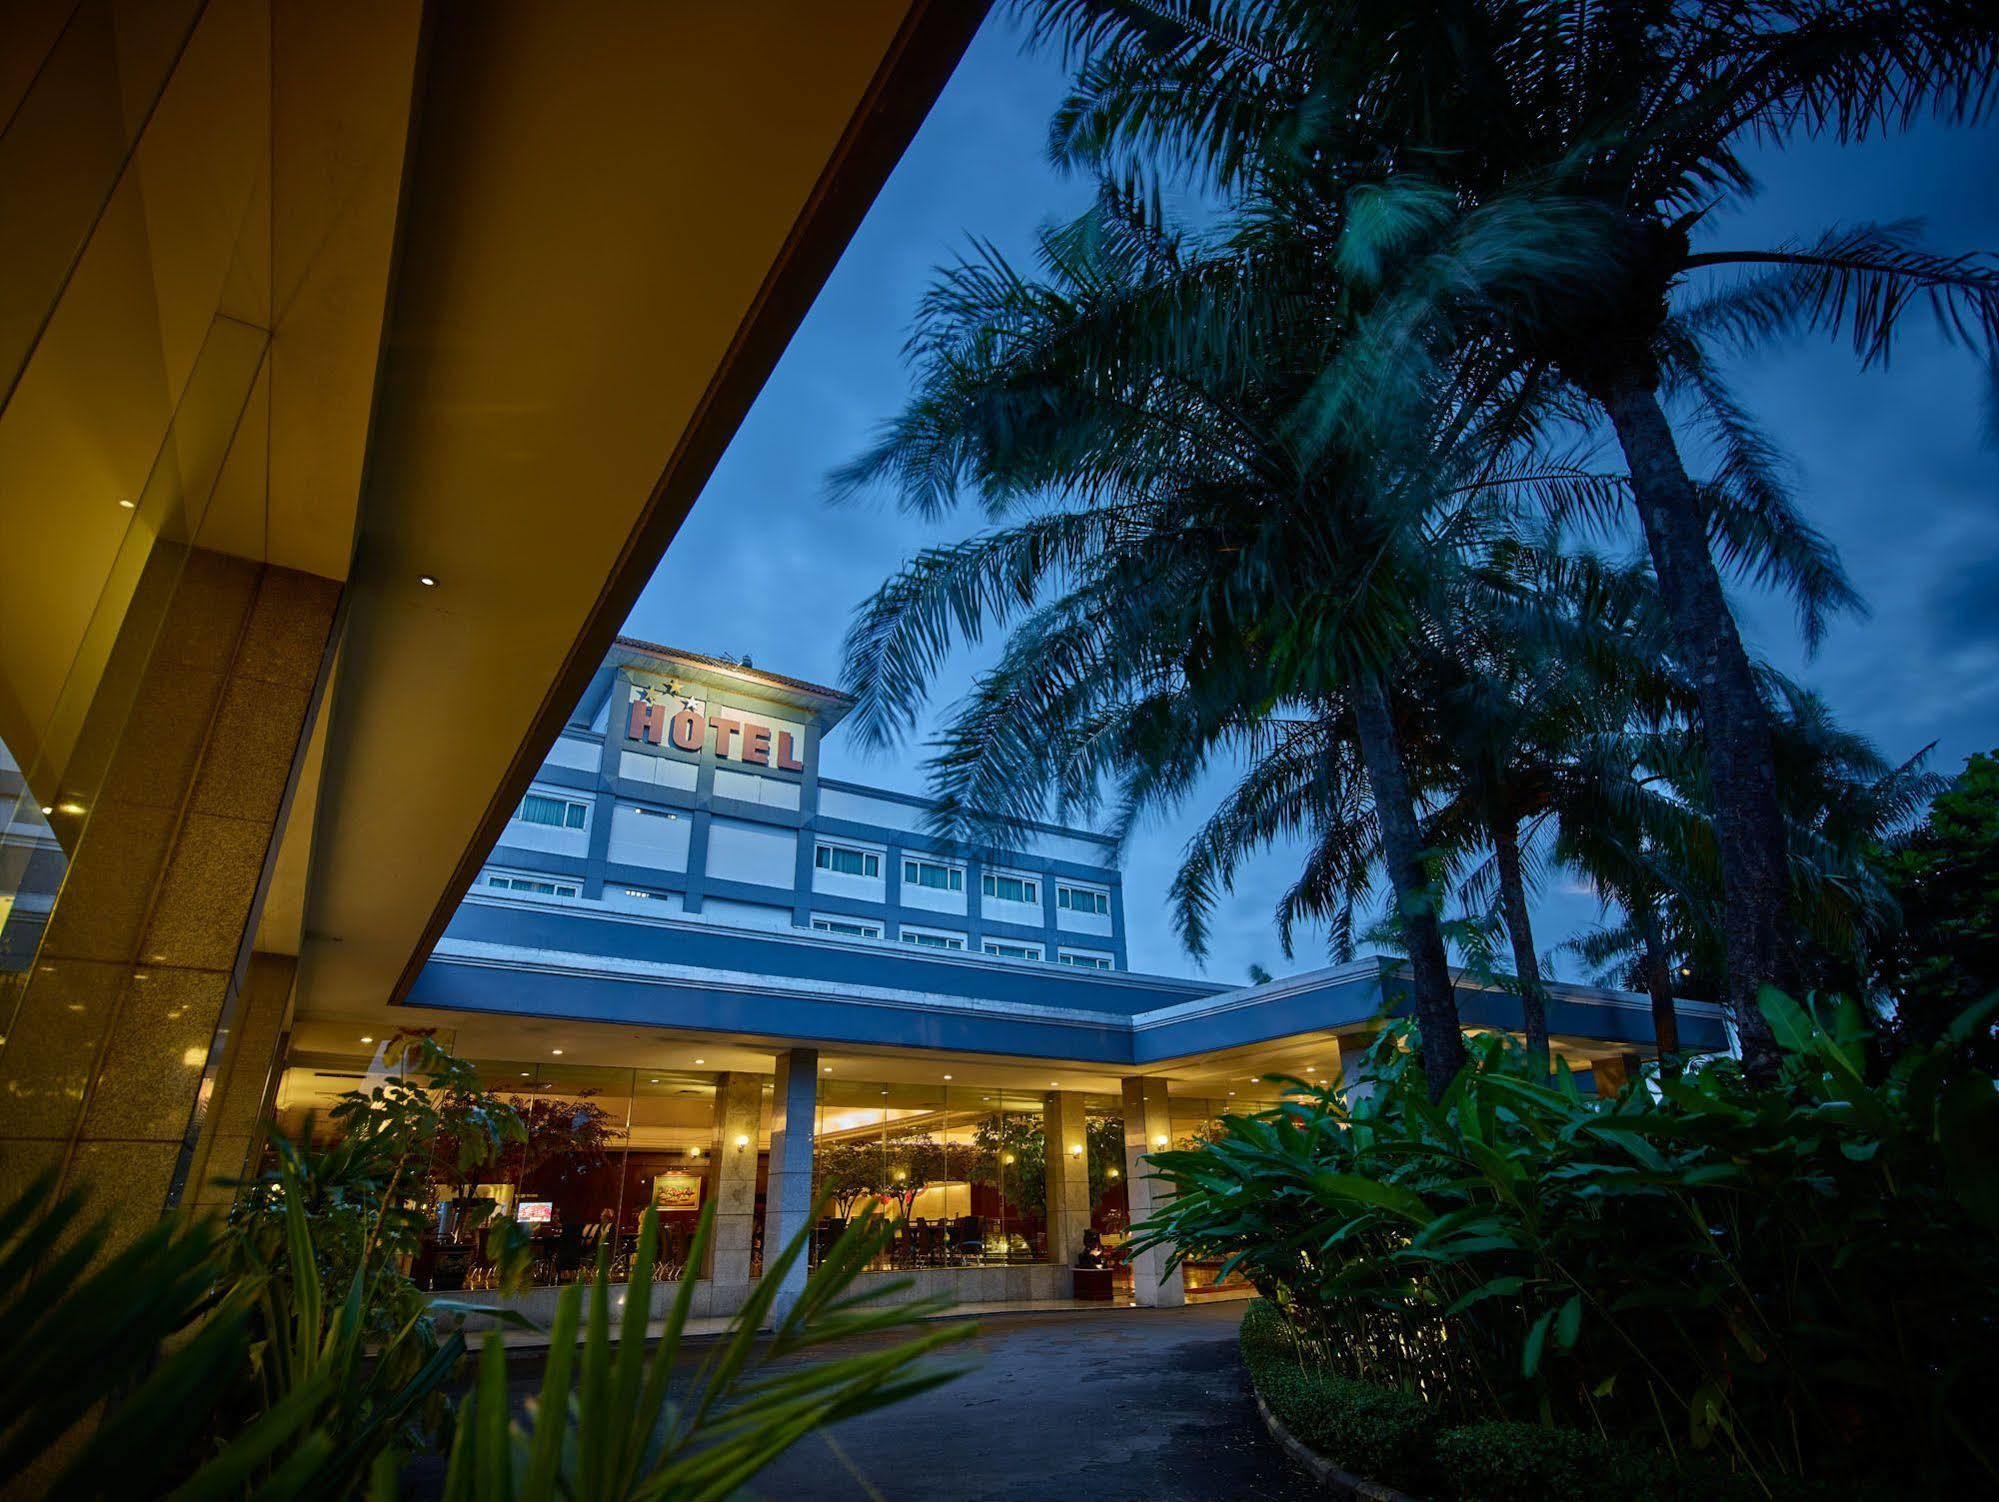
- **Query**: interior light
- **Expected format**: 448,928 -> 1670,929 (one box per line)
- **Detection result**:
1154,1135 -> 1169,1149
359,1035 -> 374,1045
1109,1168 -> 1121,1179
1069,1143 -> 1083,1157
551,1048 -> 563,1056
118,498 -> 136,509
57,801 -> 85,816
519,1071 -> 530,1077
38,806 -> 52,816
419,574 -> 438,587
942,1073 -> 953,1080
822,1066 -> 832,1074
735,1134 -> 749,1149
1049,1081 -> 1059,1088
649,1077 -> 660,1083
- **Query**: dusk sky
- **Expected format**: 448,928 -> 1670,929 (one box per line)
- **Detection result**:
623,13 -> 1999,986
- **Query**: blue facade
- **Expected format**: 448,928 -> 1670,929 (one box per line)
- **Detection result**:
473,639 -> 1129,971
419,639 -> 1728,1069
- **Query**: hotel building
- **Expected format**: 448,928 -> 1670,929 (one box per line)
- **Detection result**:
0,0 -> 1713,1330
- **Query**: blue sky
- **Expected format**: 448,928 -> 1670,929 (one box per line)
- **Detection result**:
622,14 -> 1999,986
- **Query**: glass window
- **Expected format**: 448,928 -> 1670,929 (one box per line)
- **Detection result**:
1056,884 -> 1109,915
518,791 -> 588,829
487,872 -> 580,897
981,873 -> 1037,904
901,927 -> 966,951
982,940 -> 1042,962
812,916 -> 882,939
902,858 -> 963,892
1059,950 -> 1112,970
815,842 -> 880,878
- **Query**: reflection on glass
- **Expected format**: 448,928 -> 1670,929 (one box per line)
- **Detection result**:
267,1051 -> 769,1292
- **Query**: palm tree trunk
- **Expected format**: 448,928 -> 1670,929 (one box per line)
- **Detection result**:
1351,679 -> 1467,1098
1599,376 -> 1787,1082
1491,818 -> 1549,1066
1636,901 -> 1681,1073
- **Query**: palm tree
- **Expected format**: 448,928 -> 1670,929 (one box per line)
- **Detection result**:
1020,0 -> 1999,1078
1561,674 -> 1942,1057
832,195 -> 1498,1093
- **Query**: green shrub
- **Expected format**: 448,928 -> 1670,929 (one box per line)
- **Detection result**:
1435,1422 -> 1612,1502
1141,994 -> 1999,1491
1240,1301 -> 1434,1491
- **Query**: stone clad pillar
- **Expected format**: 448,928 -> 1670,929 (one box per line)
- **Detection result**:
0,551 -> 338,1247
1043,1090 -> 1091,1267
1118,1076 -> 1184,1307
704,1071 -> 763,1300
764,1047 -> 818,1319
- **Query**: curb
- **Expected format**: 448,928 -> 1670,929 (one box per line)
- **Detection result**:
1252,1387 -> 1425,1502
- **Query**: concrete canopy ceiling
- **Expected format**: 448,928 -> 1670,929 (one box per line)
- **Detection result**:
293,2 -> 984,1015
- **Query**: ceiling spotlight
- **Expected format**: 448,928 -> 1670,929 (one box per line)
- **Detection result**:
693,1057 -> 705,1065
942,1073 -> 953,1081
418,574 -> 438,587
118,498 -> 136,509
359,1035 -> 374,1045
551,1048 -> 564,1056
39,805 -> 52,816
649,1077 -> 660,1083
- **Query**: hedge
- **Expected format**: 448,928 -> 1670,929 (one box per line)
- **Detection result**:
1238,1303 -> 1871,1502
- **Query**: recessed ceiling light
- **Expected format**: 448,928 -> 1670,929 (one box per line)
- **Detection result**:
942,1073 -> 953,1081
419,574 -> 438,587
649,1077 -> 659,1083
118,498 -> 135,509
519,1071 -> 530,1077
551,1048 -> 563,1056
39,805 -> 52,816
693,1057 -> 705,1065
1049,1081 -> 1059,1087
822,1066 -> 831,1074
359,1035 -> 374,1044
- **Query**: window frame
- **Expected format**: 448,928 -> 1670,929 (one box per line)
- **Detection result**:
485,870 -> 581,898
899,924 -> 968,951
1056,883 -> 1110,916
810,914 -> 884,940
901,856 -> 965,893
814,840 -> 882,879
980,871 -> 1039,906
516,790 -> 590,830
981,938 -> 1044,962
1058,948 -> 1114,970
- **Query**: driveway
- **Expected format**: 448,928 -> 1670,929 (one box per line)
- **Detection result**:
740,1300 -> 1311,1502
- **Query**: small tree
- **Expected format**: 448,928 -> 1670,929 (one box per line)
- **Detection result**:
1874,749 -> 1999,1067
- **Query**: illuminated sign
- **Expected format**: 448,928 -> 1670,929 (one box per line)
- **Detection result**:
627,696 -> 806,772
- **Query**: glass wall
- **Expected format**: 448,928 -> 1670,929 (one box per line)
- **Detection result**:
268,1047 -> 770,1291
807,1079 -> 1133,1275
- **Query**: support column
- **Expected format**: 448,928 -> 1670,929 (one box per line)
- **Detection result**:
764,1047 -> 817,1319
704,1071 -> 763,1298
1334,1030 -> 1380,1105
184,952 -> 297,1212
1043,1090 -> 1091,1267
0,551 -> 338,1249
1118,1076 -> 1184,1308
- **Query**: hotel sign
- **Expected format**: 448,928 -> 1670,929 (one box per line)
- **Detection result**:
627,697 -> 807,772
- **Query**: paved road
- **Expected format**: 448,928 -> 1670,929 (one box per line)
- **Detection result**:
739,1301 -> 1311,1502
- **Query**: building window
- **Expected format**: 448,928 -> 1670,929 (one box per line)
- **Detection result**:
902,858 -> 964,892
486,872 -> 580,897
1059,950 -> 1113,970
811,915 -> 883,939
981,872 -> 1038,905
900,926 -> 967,951
815,842 -> 880,878
517,791 -> 589,829
982,939 -> 1043,962
1056,884 -> 1110,916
